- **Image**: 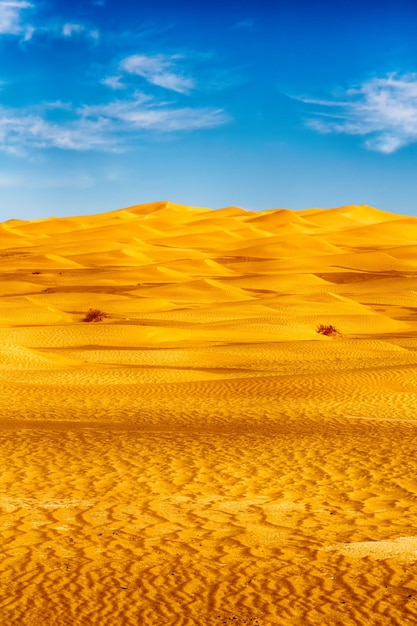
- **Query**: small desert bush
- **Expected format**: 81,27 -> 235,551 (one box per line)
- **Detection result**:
316,324 -> 341,337
84,308 -> 107,322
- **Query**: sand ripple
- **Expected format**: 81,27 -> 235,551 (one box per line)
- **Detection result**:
1,202 -> 417,624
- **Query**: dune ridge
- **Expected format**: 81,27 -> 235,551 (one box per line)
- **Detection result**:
1,201 -> 417,625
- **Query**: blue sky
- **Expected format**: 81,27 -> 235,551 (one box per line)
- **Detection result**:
1,0 -> 417,220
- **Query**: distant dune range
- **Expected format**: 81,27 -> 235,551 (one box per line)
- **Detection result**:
1,201 -> 417,624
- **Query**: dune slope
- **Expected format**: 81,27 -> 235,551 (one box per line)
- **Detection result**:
1,201 -> 417,625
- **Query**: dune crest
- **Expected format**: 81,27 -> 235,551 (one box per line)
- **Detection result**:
1,201 -> 417,625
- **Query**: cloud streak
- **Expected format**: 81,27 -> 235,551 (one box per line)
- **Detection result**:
301,74 -> 417,153
0,109 -> 115,154
80,95 -> 229,131
0,95 -> 230,154
232,19 -> 255,31
120,54 -> 195,94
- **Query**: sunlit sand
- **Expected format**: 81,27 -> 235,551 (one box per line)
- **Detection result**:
1,201 -> 417,624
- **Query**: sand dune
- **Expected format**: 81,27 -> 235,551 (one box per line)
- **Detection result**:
1,201 -> 417,625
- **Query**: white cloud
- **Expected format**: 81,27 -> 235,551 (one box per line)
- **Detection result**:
62,22 -> 84,37
120,54 -> 194,94
0,2 -> 99,42
301,73 -> 417,154
232,19 -> 255,31
79,94 -> 229,131
0,107 -> 116,153
0,95 -> 230,154
101,75 -> 125,90
0,0 -> 32,36
43,100 -> 72,110
61,22 -> 99,40
22,22 -> 33,39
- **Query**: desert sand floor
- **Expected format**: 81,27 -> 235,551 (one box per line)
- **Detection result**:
1,201 -> 417,625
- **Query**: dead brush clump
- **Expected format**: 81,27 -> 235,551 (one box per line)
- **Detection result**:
84,308 -> 108,323
316,324 -> 341,337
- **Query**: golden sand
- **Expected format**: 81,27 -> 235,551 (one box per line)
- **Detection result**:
1,201 -> 417,624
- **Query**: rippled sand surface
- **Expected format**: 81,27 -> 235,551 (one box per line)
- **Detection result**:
1,202 -> 417,624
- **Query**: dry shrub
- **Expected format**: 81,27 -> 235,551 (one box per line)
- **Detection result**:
316,324 -> 341,336
84,308 -> 107,322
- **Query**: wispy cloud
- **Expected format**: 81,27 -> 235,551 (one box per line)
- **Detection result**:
0,6 -> 232,155
114,50 -> 240,95
61,22 -> 99,40
0,1 -> 100,42
79,93 -> 229,131
101,75 -> 125,90
0,0 -> 33,37
300,73 -> 417,154
120,54 -> 194,94
62,22 -> 84,37
232,19 -> 255,31
0,108 -> 115,154
42,100 -> 72,111
0,95 -> 230,155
